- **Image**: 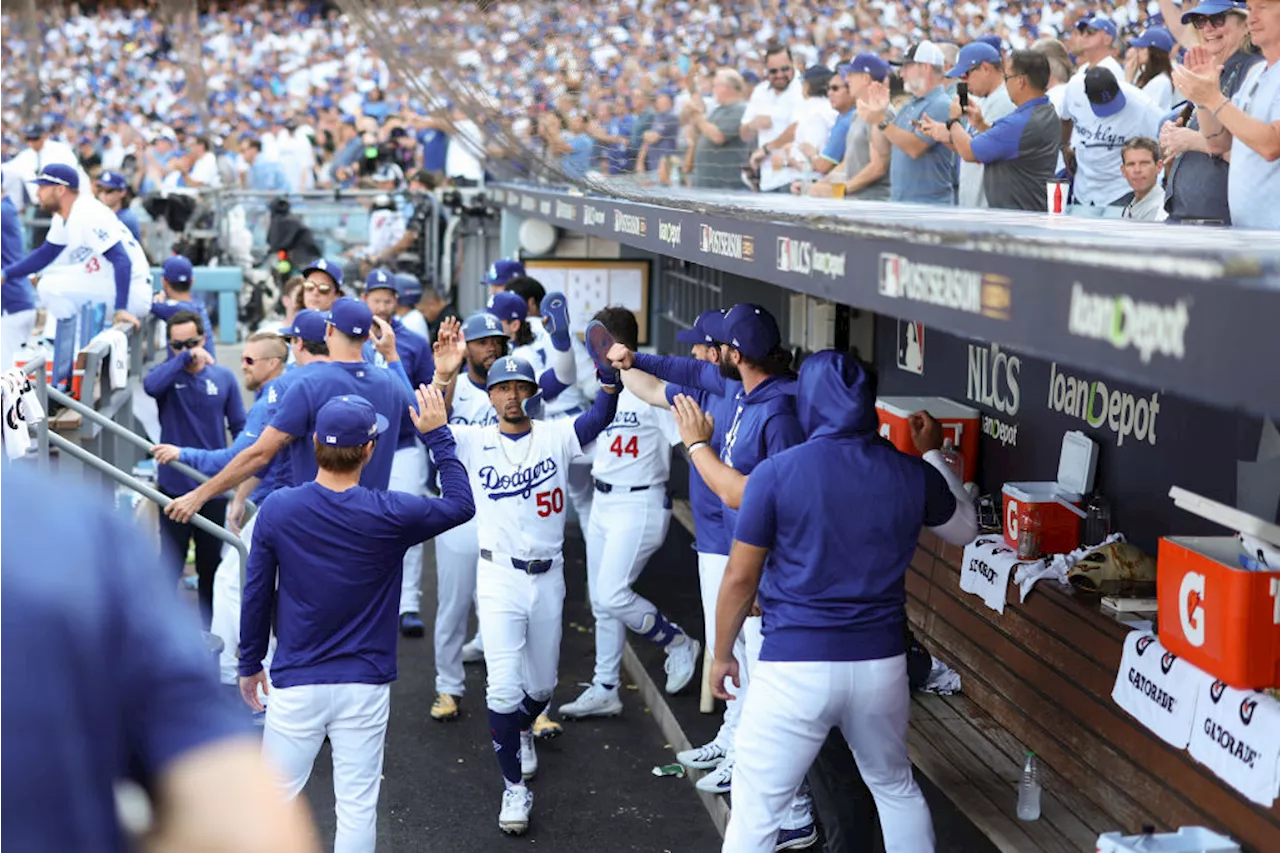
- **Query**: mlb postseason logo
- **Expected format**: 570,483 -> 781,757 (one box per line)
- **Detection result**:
538,199 -> 552,217
878,252 -> 1011,320
658,220 -> 682,247
613,210 -> 647,237
520,195 -> 536,211
554,200 -> 577,222
583,205 -> 606,227
775,236 -> 846,279
698,224 -> 754,262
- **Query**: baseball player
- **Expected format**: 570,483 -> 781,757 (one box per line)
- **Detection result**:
431,318 -> 619,836
152,255 -> 215,359
362,268 -> 436,637
712,352 -> 977,853
300,258 -> 344,312
164,298 -> 414,525
482,257 -> 526,298
558,307 -> 700,721
240,391 -> 475,853
0,163 -> 150,329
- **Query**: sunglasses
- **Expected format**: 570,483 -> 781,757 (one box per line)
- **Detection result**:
303,282 -> 334,293
1192,12 -> 1230,29
96,185 -> 124,193
766,66 -> 793,75
241,354 -> 280,366
170,337 -> 202,351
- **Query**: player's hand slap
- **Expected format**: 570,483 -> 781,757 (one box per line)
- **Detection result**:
239,670 -> 270,713
670,394 -> 715,447
710,655 -> 740,702
411,384 -> 448,433
606,342 -> 635,370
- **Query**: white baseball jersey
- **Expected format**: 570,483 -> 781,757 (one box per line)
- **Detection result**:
591,388 -> 681,487
449,374 -> 498,427
523,318 -> 596,417
47,194 -> 149,287
450,419 -> 586,559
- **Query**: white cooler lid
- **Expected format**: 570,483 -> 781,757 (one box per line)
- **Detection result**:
876,396 -> 980,420
1169,486 -> 1280,548
1057,430 -> 1097,496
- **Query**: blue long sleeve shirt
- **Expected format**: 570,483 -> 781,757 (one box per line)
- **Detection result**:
361,318 -> 435,449
144,351 -> 246,495
151,299 -> 216,362
1,198 -> 35,314
239,425 -> 475,687
180,377 -> 283,504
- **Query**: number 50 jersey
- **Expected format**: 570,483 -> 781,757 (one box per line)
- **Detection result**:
450,420 -> 587,562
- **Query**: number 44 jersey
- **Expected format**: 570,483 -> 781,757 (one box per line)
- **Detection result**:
450,419 -> 586,561
591,389 -> 682,487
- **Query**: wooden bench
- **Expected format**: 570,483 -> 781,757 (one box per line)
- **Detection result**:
151,267 -> 243,344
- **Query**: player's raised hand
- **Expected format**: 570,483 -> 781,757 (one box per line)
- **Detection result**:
370,315 -> 398,359
671,394 -> 714,447
606,342 -> 635,370
432,316 -> 466,378
710,655 -> 740,701
411,384 -> 448,433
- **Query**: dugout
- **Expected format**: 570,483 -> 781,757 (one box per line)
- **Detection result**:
491,183 -> 1280,851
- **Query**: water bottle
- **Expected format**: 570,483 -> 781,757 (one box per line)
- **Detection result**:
1016,751 -> 1042,821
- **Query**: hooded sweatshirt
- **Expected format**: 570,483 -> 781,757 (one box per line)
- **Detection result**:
734,351 -> 964,663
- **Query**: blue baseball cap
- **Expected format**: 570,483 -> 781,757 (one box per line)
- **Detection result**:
1129,26 -> 1175,52
463,311 -> 510,342
487,290 -> 528,322
721,303 -> 781,360
301,257 -> 344,288
676,309 -> 728,346
314,394 -> 388,448
1084,67 -> 1127,118
96,170 -> 128,191
33,164 -> 79,190
395,273 -> 423,307
280,308 -> 329,342
1076,16 -> 1118,41
976,34 -> 1005,52
327,297 -> 373,337
948,42 -> 1002,78
161,255 -> 194,285
838,53 -> 890,82
363,268 -> 398,294
22,123 -> 44,139
482,258 -> 525,287
1180,0 -> 1246,24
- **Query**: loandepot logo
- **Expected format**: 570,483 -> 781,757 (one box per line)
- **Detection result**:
1067,283 -> 1190,363
1047,362 -> 1160,447
878,253 -> 1010,320
659,220 -> 682,246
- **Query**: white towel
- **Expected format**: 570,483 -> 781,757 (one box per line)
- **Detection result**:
959,535 -> 1036,614
1188,679 -> 1280,807
89,328 -> 129,389
1,367 -> 46,459
1013,532 -> 1127,602
1111,631 -> 1212,749
921,659 -> 963,695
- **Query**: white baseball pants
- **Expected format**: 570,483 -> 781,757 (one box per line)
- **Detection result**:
585,488 -> 671,686
433,515 -> 480,696
477,555 -> 565,713
37,262 -> 152,320
2,308 -> 36,371
263,681 -> 392,853
723,655 -> 935,853
389,444 -> 427,615
210,512 -> 276,685
698,551 -> 749,754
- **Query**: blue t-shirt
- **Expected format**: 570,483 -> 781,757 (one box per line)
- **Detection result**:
1,197 -> 35,314
1,468 -> 247,852
561,132 -> 595,178
143,353 -> 246,495
419,128 -> 449,172
820,107 -> 856,166
240,426 -> 474,687
890,86 -> 957,204
268,359 -> 415,490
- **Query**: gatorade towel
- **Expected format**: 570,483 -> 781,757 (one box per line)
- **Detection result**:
1110,631 -> 1210,749
1187,678 -> 1280,807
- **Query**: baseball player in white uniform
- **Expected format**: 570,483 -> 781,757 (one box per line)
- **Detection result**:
431,314 -> 619,837
558,307 -> 701,720
0,164 -> 150,328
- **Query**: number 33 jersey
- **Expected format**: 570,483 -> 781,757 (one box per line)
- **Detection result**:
591,389 -> 682,487
450,420 -> 586,560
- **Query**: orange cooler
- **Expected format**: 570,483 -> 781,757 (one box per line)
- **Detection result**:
876,397 -> 979,482
1001,430 -> 1097,556
1157,487 -> 1280,690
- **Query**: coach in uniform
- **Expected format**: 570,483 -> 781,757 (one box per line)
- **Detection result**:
712,352 -> 978,852
240,391 -> 474,853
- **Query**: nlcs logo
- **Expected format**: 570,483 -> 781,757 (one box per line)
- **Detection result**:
1179,571 -> 1206,648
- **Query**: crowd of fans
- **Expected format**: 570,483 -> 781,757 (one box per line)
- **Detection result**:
1,0 -> 1276,228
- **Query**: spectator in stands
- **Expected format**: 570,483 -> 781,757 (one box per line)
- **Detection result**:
8,124 -> 80,218
240,137 -> 293,193
1,169 -> 35,372
638,90 -> 680,179
1117,137 -> 1170,220
689,70 -> 752,189
144,309 -> 246,627
1060,67 -> 1165,209
809,55 -> 894,199
1033,37 -> 1077,172
1072,16 -> 1126,80
541,111 -> 594,180
922,50 -> 1061,211
742,42 -> 805,192
946,41 -> 1018,207
1,466 -> 320,853
589,101 -> 635,175
444,104 -> 486,186
1159,0 -> 1259,224
782,66 -> 837,186
94,170 -> 142,242
856,41 -> 958,205
300,258 -> 344,312
1176,0 -> 1280,230
1125,26 -> 1177,110
179,135 -> 222,189
152,255 -> 214,354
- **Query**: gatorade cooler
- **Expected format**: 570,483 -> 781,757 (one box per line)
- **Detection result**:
1156,487 -> 1280,690
1095,826 -> 1239,852
1002,430 -> 1097,556
875,397 -> 980,482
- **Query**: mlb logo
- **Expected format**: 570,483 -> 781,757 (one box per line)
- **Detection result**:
896,320 -> 924,375
878,253 -> 904,298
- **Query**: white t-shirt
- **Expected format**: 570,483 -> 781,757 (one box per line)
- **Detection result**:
448,373 -> 498,427
1060,79 -> 1164,206
446,119 -> 486,182
591,389 -> 681,486
1070,54 -> 1126,83
189,151 -> 222,188
366,208 -> 405,257
450,417 -> 585,559
742,77 -> 804,191
787,96 -> 838,181
47,194 -> 149,287
1141,73 -> 1174,112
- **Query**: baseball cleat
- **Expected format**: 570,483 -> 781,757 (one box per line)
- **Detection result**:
461,637 -> 485,664
695,757 -> 733,794
676,739 -> 727,770
775,823 -> 819,850
532,712 -> 563,740
520,730 -> 538,780
558,683 -> 624,719
430,693 -> 459,721
399,612 -> 425,638
664,636 -> 701,694
498,785 -> 533,835
540,292 -> 570,337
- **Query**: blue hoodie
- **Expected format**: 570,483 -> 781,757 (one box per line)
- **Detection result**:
734,351 -> 958,663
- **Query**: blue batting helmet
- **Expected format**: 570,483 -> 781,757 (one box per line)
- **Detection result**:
463,311 -> 510,343
483,258 -> 526,287
395,273 -> 423,307
485,355 -> 537,389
